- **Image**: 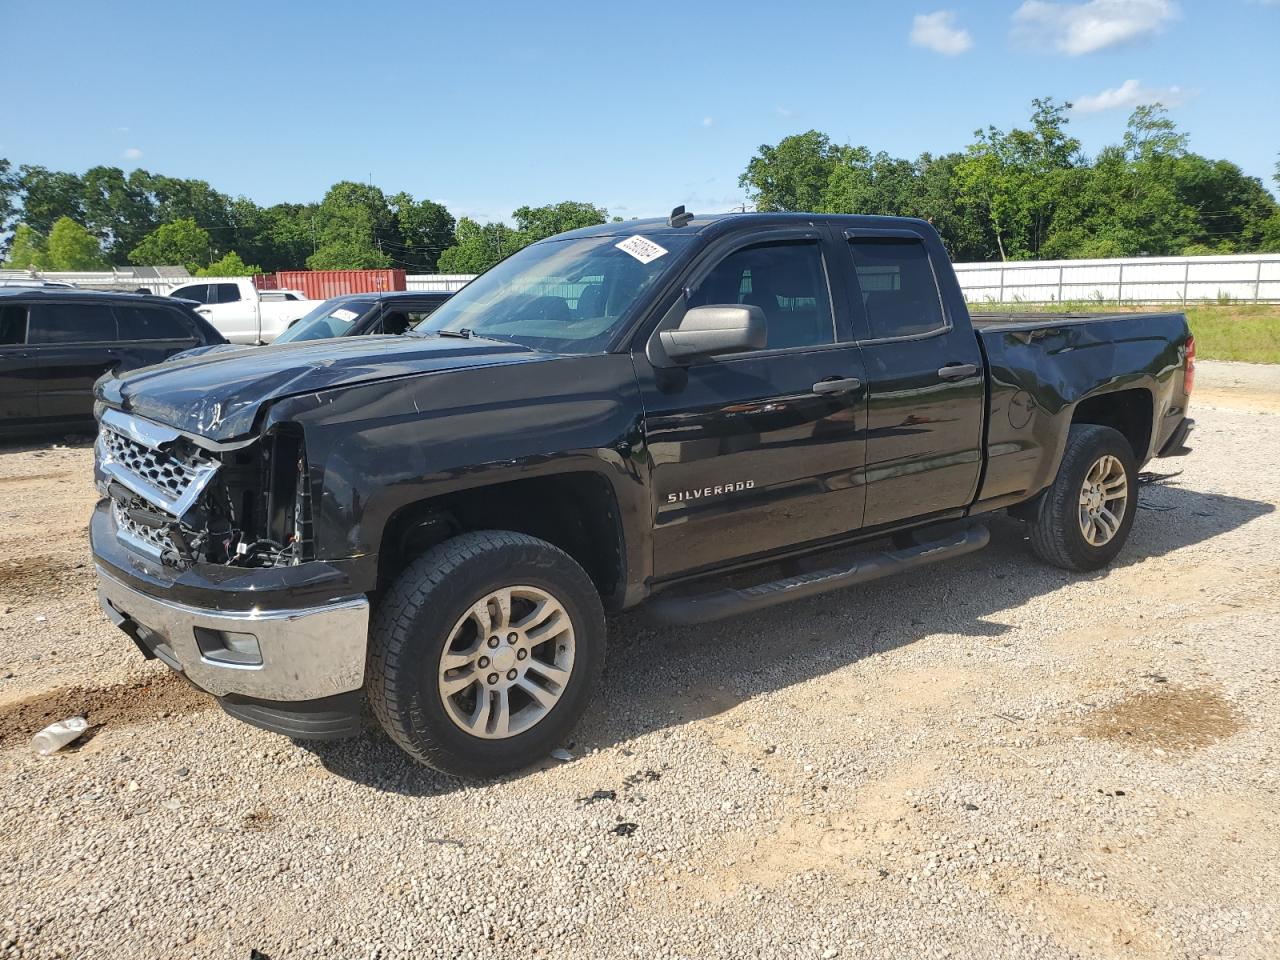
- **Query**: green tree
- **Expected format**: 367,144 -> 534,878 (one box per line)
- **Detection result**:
129,218 -> 212,272
80,165 -> 156,260
16,165 -> 85,235
436,218 -> 522,274
197,250 -> 262,276
46,216 -> 108,270
0,159 -> 17,256
306,182 -> 395,269
3,223 -> 50,270
739,130 -> 845,212
391,193 -> 455,271
512,201 -> 607,241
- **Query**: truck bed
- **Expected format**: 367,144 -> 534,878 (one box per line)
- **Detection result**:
970,311 -> 1185,332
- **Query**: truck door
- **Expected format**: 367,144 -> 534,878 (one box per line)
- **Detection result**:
842,229 -> 985,528
635,229 -> 868,580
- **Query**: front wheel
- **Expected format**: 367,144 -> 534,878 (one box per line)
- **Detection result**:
366,531 -> 605,777
1028,424 -> 1138,572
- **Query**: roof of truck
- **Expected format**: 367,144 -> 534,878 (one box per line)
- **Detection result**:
553,211 -> 936,243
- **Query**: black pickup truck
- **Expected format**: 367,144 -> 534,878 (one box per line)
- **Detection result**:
90,211 -> 1195,776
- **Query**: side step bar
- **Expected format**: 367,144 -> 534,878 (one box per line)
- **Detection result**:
644,525 -> 990,626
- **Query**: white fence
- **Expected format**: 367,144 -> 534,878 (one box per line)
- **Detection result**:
953,253 -> 1280,304
9,253 -> 1280,304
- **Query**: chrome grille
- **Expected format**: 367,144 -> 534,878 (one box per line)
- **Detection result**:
101,429 -> 212,502
96,409 -> 220,517
110,500 -> 170,559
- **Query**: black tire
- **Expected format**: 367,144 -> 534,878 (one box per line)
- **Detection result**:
366,530 -> 605,777
1028,424 -> 1139,572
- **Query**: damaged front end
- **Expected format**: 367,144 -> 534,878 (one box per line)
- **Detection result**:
95,408 -> 313,570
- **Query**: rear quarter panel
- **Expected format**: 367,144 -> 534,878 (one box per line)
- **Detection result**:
974,313 -> 1191,511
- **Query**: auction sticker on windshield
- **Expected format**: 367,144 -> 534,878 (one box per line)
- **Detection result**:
331,308 -> 359,322
616,235 -> 669,264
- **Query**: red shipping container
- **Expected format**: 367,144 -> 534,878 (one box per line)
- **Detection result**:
273,269 -> 406,300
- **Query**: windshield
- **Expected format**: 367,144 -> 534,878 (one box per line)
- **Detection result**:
414,234 -> 695,353
274,298 -> 374,344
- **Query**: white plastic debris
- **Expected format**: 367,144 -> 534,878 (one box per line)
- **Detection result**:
30,716 -> 88,756
549,747 -> 574,762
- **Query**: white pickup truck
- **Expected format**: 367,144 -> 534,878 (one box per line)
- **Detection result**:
167,278 -> 319,344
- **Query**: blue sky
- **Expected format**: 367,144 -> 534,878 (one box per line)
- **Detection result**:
5,0 -> 1278,223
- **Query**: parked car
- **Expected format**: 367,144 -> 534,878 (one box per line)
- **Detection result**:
91,211 -> 1195,776
0,288 -> 225,437
0,278 -> 77,289
273,291 -> 454,344
166,279 -> 317,344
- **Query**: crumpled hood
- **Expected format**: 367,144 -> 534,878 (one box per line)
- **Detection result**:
96,334 -> 546,442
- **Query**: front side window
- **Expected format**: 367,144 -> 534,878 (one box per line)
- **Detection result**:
689,240 -> 834,350
171,284 -> 210,303
0,304 -> 27,345
848,239 -> 946,340
26,303 -> 117,344
416,234 -> 696,354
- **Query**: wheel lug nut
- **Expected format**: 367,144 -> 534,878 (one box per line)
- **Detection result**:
506,669 -> 517,681
507,632 -> 518,644
478,656 -> 489,668
516,649 -> 527,661
488,636 -> 499,648
487,673 -> 499,685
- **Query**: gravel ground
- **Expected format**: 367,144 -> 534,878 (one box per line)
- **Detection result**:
1,361 -> 1278,960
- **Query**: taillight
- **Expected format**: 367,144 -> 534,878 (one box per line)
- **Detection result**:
1184,335 -> 1196,396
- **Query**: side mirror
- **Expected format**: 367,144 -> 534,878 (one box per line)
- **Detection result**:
659,304 -> 766,362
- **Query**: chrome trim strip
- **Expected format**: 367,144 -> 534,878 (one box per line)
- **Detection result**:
95,566 -> 369,701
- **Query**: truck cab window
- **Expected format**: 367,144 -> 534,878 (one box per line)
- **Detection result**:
0,305 -> 27,345
214,283 -> 243,304
848,239 -> 946,340
171,284 -> 211,303
690,241 -> 834,350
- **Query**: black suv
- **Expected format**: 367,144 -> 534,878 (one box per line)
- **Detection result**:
0,288 -> 225,437
274,291 -> 454,344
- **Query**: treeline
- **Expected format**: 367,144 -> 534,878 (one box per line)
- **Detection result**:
740,101 -> 1280,261
0,160 -> 611,276
2,99 -> 1278,276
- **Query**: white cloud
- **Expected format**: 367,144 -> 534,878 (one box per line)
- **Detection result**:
775,105 -> 794,118
122,147 -> 143,159
1073,78 -> 1186,112
701,116 -> 714,127
910,11 -> 974,55
1013,0 -> 1176,55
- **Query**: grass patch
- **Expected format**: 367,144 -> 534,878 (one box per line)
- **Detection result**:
1185,305 -> 1280,364
968,301 -> 1280,364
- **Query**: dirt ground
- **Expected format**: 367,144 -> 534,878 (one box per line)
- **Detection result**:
1,360 -> 1278,959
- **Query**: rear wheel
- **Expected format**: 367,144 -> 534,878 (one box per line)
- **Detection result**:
1028,424 -> 1138,571
366,531 -> 605,777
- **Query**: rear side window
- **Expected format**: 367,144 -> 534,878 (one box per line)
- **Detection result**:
114,305 -> 191,340
27,303 -> 118,344
690,240 -> 834,350
171,284 -> 211,303
214,283 -> 242,304
848,238 -> 946,340
0,305 -> 27,345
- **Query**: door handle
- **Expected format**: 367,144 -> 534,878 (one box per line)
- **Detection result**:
812,377 -> 862,395
937,363 -> 979,381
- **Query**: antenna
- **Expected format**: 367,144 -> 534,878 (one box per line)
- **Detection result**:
668,205 -> 694,228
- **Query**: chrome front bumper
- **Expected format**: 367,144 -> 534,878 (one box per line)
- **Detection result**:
96,566 -> 369,701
